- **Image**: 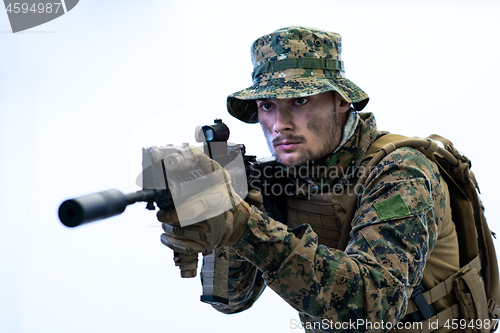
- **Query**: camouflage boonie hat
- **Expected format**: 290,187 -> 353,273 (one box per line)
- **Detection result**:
227,26 -> 369,123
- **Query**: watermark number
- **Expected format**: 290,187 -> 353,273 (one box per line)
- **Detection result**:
5,2 -> 62,14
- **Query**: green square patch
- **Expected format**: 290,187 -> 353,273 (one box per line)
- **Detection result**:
373,193 -> 411,220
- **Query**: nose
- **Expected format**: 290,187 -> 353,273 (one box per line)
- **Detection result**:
273,107 -> 294,133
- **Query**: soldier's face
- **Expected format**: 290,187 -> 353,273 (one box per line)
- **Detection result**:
257,92 -> 346,166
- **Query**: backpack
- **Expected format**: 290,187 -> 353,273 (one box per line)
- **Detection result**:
338,134 -> 500,332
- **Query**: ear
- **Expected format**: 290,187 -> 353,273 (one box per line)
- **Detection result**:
335,93 -> 352,114
333,92 -> 352,130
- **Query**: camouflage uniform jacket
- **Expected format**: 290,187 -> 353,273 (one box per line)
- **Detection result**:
212,112 -> 458,332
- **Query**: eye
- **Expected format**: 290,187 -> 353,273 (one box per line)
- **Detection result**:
257,101 -> 273,111
295,97 -> 308,106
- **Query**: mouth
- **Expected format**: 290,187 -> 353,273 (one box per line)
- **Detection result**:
275,141 -> 301,151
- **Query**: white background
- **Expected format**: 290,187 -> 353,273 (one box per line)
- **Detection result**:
1,0 -> 499,332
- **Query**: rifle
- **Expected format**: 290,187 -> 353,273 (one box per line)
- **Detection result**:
58,119 -> 276,306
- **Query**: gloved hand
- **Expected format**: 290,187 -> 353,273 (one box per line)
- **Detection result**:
157,154 -> 260,255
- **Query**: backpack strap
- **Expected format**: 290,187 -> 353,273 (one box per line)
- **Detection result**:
364,134 -> 410,160
427,134 -> 453,148
405,255 -> 481,313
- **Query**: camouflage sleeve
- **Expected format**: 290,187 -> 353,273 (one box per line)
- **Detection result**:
210,247 -> 266,314
232,147 -> 444,332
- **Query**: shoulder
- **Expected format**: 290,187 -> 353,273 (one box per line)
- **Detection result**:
353,146 -> 444,227
363,143 -> 441,191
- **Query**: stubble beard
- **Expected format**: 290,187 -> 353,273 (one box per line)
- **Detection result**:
265,112 -> 342,167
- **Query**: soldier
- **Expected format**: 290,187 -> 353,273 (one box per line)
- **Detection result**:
158,26 -> 463,332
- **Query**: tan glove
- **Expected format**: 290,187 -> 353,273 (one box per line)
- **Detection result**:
158,154 -> 259,255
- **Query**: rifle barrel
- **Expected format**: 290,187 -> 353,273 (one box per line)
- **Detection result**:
58,189 -> 155,228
